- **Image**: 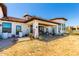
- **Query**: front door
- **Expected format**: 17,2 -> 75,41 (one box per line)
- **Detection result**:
52,28 -> 55,35
30,25 -> 33,33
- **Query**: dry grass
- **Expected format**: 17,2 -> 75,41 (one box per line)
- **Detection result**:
0,35 -> 79,56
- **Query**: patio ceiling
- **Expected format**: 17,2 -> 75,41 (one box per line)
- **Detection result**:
39,23 -> 55,27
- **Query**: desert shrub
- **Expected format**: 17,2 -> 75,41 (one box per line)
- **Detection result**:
70,31 -> 79,35
38,36 -> 45,40
29,33 -> 34,40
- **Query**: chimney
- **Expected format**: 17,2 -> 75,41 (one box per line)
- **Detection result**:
23,14 -> 32,21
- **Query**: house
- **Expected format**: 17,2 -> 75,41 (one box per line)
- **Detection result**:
24,15 -> 67,38
0,3 -> 67,39
0,15 -> 67,39
66,26 -> 79,33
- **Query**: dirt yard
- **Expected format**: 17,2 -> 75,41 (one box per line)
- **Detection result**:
0,35 -> 79,56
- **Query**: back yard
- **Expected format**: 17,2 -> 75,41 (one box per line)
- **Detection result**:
0,35 -> 79,56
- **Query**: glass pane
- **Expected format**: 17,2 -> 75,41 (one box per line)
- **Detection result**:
16,25 -> 21,32
2,22 -> 12,33
3,22 -> 11,28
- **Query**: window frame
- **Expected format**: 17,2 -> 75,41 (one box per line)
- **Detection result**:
2,22 -> 12,33
16,25 -> 21,32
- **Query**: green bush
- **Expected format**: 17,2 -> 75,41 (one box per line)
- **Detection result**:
39,36 -> 45,40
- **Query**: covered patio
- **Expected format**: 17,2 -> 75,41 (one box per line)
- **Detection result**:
26,18 -> 58,38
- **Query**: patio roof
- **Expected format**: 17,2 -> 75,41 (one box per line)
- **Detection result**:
25,16 -> 60,24
50,18 -> 67,21
26,18 -> 57,26
24,14 -> 67,24
39,23 -> 56,26
0,15 -> 67,25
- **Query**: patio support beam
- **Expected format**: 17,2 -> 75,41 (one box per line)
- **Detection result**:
33,20 -> 39,38
48,26 -> 52,34
76,26 -> 77,31
60,24 -> 63,34
55,25 -> 59,35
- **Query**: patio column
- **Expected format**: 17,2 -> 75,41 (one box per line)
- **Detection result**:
48,26 -> 52,34
33,20 -> 39,38
76,26 -> 77,31
55,25 -> 59,35
60,24 -> 63,34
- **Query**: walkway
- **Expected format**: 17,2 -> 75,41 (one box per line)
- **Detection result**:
0,38 -> 15,51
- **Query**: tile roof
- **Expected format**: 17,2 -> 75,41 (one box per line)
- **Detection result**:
25,16 -> 60,24
0,16 -> 26,23
50,18 -> 67,21
0,16 -> 67,24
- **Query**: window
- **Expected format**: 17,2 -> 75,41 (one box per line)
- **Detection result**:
77,28 -> 79,30
58,25 -> 61,33
62,24 -> 65,30
2,22 -> 12,33
16,25 -> 21,32
72,28 -> 76,31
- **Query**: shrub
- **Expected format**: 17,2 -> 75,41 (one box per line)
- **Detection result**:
29,33 -> 34,40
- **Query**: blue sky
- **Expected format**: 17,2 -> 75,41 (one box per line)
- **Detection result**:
5,3 -> 79,26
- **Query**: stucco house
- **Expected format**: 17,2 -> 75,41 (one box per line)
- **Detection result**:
66,26 -> 79,33
0,3 -> 67,39
0,15 -> 67,39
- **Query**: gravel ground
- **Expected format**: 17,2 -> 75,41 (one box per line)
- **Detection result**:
0,35 -> 79,56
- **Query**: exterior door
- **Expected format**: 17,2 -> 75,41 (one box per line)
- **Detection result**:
30,25 -> 33,33
16,25 -> 21,35
52,28 -> 55,35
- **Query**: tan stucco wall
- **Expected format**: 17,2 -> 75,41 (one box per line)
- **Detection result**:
0,20 -> 28,36
0,19 -> 66,37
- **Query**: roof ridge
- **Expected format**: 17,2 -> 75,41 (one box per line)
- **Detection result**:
50,17 -> 67,21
